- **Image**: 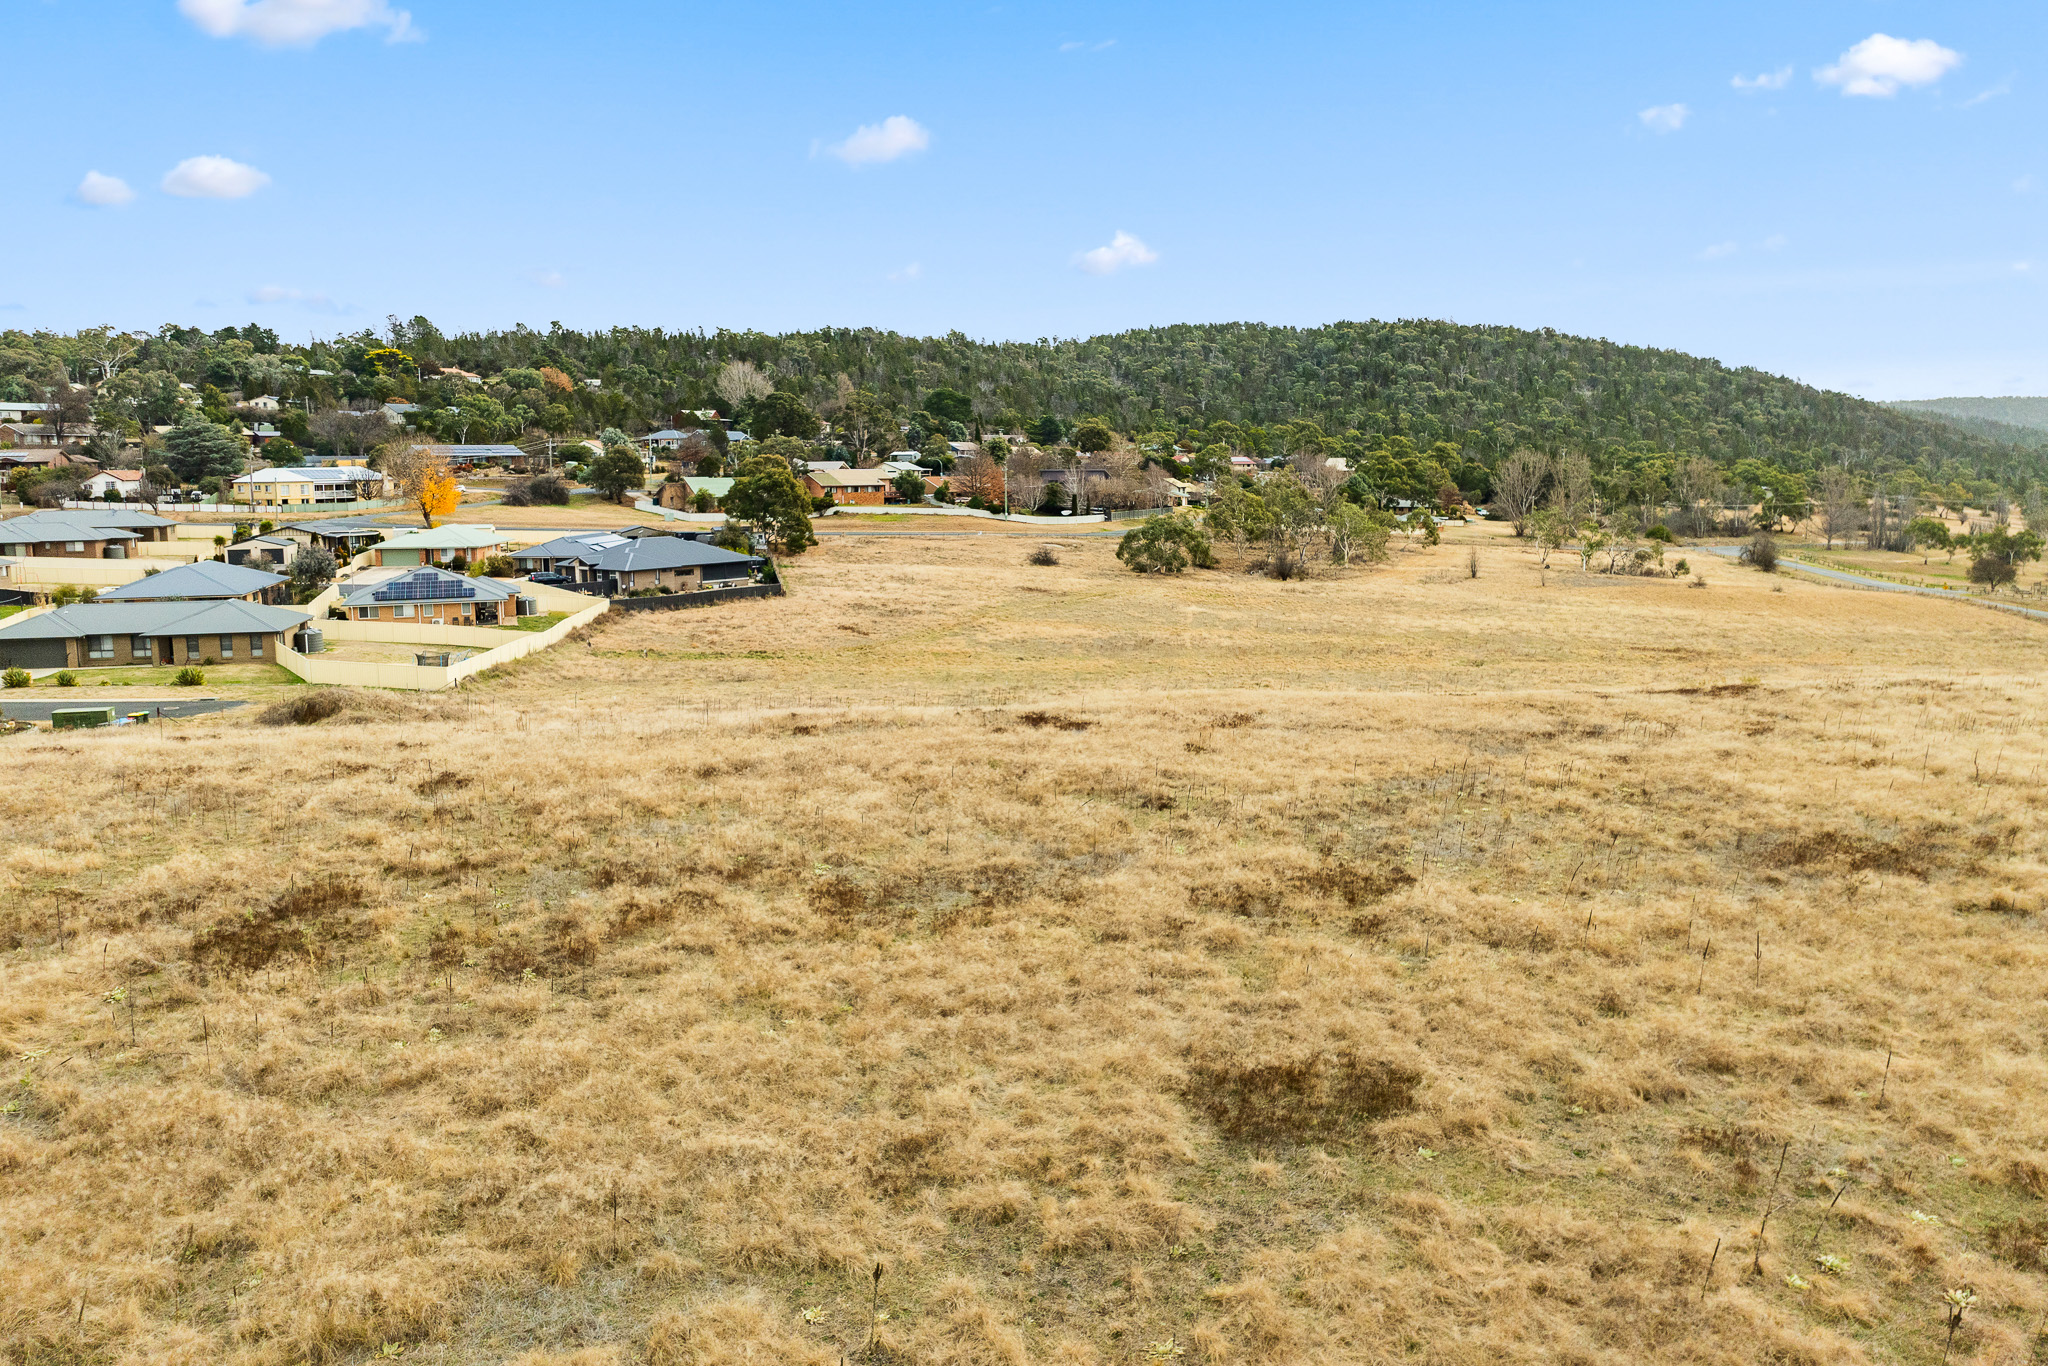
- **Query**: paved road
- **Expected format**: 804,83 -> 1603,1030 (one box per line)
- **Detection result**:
1705,546 -> 2048,623
2,698 -> 247,722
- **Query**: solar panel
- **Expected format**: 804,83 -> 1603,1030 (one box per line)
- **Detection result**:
372,572 -> 477,602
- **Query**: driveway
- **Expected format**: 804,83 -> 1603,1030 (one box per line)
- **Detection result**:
1704,546 -> 2048,623
1,698 -> 248,722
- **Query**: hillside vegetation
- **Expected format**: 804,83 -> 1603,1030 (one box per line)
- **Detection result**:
8,320 -> 2045,500
4,530 -> 2048,1366
1888,400 -> 2048,452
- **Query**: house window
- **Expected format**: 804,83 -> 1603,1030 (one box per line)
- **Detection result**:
86,635 -> 114,660
132,635 -> 152,658
219,635 -> 234,659
248,634 -> 263,657
185,637 -> 200,658
66,541 -> 84,553
393,604 -> 414,618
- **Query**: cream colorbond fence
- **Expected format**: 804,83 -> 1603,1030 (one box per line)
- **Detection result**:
4,554 -> 203,587
276,596 -> 608,691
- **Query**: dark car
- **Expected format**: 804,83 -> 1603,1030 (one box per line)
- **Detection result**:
527,572 -> 575,587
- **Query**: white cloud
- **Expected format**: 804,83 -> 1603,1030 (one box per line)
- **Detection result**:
531,269 -> 565,288
1059,39 -> 1115,52
248,285 -> 340,312
1638,103 -> 1689,133
1076,231 -> 1158,275
1963,82 -> 2011,108
1761,233 -> 1789,251
1816,34 -> 1961,97
827,115 -> 930,167
1732,66 -> 1792,92
888,262 -> 922,283
76,171 -> 134,207
178,0 -> 417,46
162,156 -> 270,199
1699,241 -> 1738,261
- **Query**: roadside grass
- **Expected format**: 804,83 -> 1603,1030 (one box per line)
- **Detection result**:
4,531 -> 2048,1364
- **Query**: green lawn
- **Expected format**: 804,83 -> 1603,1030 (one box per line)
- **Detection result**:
0,605 -> 21,620
496,611 -> 570,632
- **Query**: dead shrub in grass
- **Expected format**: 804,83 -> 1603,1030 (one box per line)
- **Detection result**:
1186,1051 -> 1421,1141
190,876 -> 367,972
257,687 -> 402,726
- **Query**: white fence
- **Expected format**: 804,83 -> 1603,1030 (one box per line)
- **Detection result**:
817,504 -> 1108,525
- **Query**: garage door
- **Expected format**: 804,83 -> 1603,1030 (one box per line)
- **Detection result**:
0,638 -> 70,669
381,550 -> 422,566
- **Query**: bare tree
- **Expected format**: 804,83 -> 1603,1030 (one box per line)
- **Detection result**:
713,360 -> 774,414
1547,450 -> 1595,531
314,409 -> 390,464
1670,457 -> 1720,536
1814,469 -> 1862,550
1493,448 -> 1548,536
76,327 -> 141,385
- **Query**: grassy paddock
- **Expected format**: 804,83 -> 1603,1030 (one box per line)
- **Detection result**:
3,531 -> 2047,1365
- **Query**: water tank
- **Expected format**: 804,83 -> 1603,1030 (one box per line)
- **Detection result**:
515,596 -> 537,617
295,628 -> 325,654
106,545 -> 127,559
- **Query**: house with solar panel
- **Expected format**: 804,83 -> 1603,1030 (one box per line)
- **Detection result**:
336,566 -> 525,626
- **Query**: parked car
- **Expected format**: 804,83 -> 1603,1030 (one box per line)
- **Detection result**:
527,572 -> 575,587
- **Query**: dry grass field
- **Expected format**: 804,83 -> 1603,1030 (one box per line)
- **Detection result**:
5,530 -> 2048,1366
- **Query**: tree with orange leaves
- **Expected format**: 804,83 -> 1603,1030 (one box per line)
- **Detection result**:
537,366 -> 575,396
378,439 -> 462,527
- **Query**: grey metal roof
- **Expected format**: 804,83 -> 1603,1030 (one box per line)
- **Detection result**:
0,520 -> 140,543
0,508 -> 175,530
511,531 -> 626,563
589,538 -> 760,573
96,561 -> 286,601
338,566 -> 515,606
0,599 -> 309,642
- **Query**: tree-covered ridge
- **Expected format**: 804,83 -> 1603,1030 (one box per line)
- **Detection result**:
2,317 -> 2040,496
1890,396 -> 2048,432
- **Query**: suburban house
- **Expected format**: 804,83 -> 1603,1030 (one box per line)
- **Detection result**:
803,467 -> 889,506
641,429 -> 689,452
509,530 -> 626,580
1039,466 -> 1113,492
225,534 -> 301,569
230,466 -> 388,507
278,519 -> 386,560
337,567 -> 523,626
81,470 -> 146,500
382,402 -> 422,424
0,599 -> 310,670
369,524 -> 508,567
0,510 -> 176,558
241,395 -> 283,412
0,401 -> 55,425
426,444 -> 527,468
655,475 -> 734,510
585,537 -> 762,595
95,560 -> 289,605
0,429 -> 66,451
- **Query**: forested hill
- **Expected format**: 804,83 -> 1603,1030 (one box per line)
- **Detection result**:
4,318 -> 2039,492
1888,396 -> 2048,451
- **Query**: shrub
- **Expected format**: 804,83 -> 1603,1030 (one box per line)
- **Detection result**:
2,667 -> 29,688
499,481 -> 534,507
1027,545 -> 1060,567
174,666 -> 205,686
1117,513 -> 1215,574
477,555 -> 516,577
1739,533 -> 1778,572
527,473 -> 571,505
54,671 -> 77,687
446,554 -> 469,573
1646,524 -> 1675,544
258,689 -> 348,726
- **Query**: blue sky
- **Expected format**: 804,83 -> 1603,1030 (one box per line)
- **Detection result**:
5,0 -> 2043,399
